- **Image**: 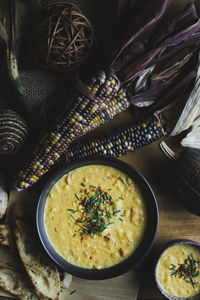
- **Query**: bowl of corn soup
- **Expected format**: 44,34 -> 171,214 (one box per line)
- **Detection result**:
155,240 -> 200,300
37,157 -> 158,279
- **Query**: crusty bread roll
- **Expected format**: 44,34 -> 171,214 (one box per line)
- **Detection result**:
0,266 -> 48,300
0,245 -> 48,300
14,218 -> 60,300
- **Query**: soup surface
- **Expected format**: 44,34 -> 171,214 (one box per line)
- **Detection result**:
44,165 -> 147,269
156,244 -> 200,298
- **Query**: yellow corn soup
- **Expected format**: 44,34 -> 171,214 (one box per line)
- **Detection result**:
156,244 -> 200,298
44,165 -> 147,269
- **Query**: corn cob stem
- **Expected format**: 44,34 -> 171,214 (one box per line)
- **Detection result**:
16,70 -> 129,191
64,116 -> 164,162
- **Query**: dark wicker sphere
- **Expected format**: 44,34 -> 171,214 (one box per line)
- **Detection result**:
32,2 -> 95,72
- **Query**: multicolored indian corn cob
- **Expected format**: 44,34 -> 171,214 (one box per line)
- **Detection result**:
64,116 -> 164,162
16,70 -> 129,191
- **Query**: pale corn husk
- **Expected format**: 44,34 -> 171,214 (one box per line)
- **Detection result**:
181,112 -> 200,148
134,65 -> 155,107
154,94 -> 190,135
135,65 -> 155,93
170,52 -> 200,136
159,141 -> 179,159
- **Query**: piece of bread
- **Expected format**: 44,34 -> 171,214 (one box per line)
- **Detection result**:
60,272 -> 72,289
0,265 -> 49,300
0,245 -> 48,300
14,218 -> 60,300
0,224 -> 12,246
0,182 -> 8,219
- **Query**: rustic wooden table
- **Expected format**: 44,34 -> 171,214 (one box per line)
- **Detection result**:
0,0 -> 198,299
1,113 -> 199,300
122,134 -> 200,300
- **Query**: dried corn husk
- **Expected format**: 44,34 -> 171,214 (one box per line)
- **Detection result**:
16,0 -> 171,190
158,47 -> 200,215
170,52 -> 200,136
128,3 -> 200,112
16,0 -> 200,190
180,114 -> 200,148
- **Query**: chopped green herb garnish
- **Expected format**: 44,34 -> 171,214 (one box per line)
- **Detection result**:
52,216 -> 54,220
54,227 -> 58,232
108,195 -> 113,205
119,196 -> 124,200
73,233 -> 76,238
106,222 -> 115,226
169,254 -> 200,288
76,219 -> 84,223
106,212 -> 111,219
81,182 -> 86,186
119,218 -> 123,221
70,289 -> 76,295
107,188 -> 112,191
70,214 -> 75,220
75,193 -> 80,200
113,209 -> 121,216
67,209 -> 78,213
73,186 -> 116,240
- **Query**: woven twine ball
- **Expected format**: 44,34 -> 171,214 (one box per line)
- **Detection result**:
0,110 -> 28,156
32,2 -> 95,72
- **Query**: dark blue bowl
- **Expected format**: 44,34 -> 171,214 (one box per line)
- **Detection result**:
155,239 -> 200,300
36,157 -> 159,280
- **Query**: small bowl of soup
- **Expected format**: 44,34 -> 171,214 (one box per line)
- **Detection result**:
37,157 -> 158,279
155,240 -> 200,300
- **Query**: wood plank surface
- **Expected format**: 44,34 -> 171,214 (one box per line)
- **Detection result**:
121,135 -> 200,300
0,0 -> 198,299
0,126 -> 198,300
